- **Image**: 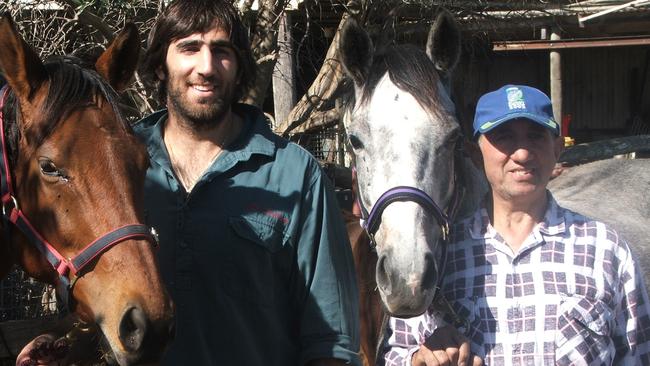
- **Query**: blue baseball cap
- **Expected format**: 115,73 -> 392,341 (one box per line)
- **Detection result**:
473,85 -> 559,137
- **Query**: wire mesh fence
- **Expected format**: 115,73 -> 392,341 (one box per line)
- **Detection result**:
289,127 -> 356,212
289,127 -> 349,166
0,267 -> 58,323
0,267 -> 58,363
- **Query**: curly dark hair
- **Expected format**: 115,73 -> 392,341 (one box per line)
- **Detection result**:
141,0 -> 256,105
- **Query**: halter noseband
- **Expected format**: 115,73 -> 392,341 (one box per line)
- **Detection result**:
360,186 -> 451,245
0,86 -> 158,310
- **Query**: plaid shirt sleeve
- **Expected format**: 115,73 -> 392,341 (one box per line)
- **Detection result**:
381,309 -> 447,366
613,237 -> 650,364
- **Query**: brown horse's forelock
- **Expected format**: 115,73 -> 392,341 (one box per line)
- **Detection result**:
1,55 -> 128,163
360,45 -> 448,121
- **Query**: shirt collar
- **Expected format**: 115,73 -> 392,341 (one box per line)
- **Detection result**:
135,103 -> 277,172
468,191 -> 568,240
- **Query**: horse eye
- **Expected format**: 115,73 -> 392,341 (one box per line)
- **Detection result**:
38,158 -> 59,176
348,134 -> 364,150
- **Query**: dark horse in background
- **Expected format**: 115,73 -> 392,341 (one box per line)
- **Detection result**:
0,16 -> 174,365
338,12 -> 650,366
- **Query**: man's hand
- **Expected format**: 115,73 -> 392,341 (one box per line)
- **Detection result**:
15,334 -> 68,366
411,325 -> 483,366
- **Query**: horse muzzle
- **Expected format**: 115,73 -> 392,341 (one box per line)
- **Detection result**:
375,248 -> 438,317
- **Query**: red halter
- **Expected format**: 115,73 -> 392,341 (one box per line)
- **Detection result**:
0,86 -> 158,309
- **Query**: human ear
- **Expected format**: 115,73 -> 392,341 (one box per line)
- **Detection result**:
155,66 -> 166,81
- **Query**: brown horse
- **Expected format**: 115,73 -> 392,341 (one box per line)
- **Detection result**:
0,16 -> 174,365
344,211 -> 383,366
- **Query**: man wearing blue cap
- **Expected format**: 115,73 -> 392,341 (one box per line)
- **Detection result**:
381,85 -> 650,365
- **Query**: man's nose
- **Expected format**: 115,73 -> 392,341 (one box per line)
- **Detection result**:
196,47 -> 216,76
510,144 -> 534,162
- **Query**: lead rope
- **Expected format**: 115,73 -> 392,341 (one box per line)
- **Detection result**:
432,292 -> 470,336
374,311 -> 389,365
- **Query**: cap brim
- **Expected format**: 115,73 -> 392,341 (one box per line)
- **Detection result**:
475,112 -> 559,136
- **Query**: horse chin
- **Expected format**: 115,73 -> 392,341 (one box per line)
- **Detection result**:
374,234 -> 441,317
99,327 -> 161,366
375,250 -> 438,317
380,287 -> 436,318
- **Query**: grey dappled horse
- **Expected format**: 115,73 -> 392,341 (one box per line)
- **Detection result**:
340,12 -> 463,317
340,13 -> 650,321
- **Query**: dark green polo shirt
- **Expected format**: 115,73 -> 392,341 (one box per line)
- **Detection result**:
134,104 -> 360,366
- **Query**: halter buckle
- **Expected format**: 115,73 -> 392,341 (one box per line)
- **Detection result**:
150,227 -> 160,247
441,222 -> 450,242
1,194 -> 18,216
366,230 -> 378,251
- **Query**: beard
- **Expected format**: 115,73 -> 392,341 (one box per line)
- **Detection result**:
166,76 -> 236,130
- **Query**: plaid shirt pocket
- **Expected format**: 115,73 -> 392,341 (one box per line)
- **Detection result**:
555,295 -> 615,366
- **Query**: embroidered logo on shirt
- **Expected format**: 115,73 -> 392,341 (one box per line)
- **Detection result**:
246,203 -> 289,225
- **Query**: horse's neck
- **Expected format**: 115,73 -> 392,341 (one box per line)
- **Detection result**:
456,156 -> 488,220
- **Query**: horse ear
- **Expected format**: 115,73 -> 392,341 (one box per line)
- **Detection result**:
0,15 -> 48,101
340,17 -> 373,87
426,10 -> 461,74
96,23 -> 140,92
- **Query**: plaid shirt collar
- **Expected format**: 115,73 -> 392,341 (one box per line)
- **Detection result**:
468,191 -> 568,250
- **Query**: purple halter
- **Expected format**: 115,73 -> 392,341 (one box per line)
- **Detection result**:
360,186 -> 451,248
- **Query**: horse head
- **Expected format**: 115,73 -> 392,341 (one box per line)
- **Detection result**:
0,16 -> 174,365
340,12 -> 462,317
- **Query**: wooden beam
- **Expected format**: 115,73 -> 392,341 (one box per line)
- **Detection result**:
559,135 -> 650,165
550,29 -> 562,127
494,35 -> 650,51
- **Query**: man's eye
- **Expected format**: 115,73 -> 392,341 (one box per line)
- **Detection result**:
492,132 -> 511,141
213,46 -> 235,58
528,132 -> 546,140
179,45 -> 200,53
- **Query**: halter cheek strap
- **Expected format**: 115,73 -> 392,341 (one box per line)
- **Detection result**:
0,86 -> 158,310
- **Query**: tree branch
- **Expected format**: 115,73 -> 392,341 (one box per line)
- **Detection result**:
241,0 -> 289,107
277,11 -> 352,136
58,0 -> 116,42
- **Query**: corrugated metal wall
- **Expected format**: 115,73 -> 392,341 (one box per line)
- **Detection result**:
564,47 -> 648,131
453,44 -> 650,142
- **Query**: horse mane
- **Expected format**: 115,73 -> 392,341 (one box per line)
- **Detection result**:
360,44 -> 446,119
1,55 -> 129,163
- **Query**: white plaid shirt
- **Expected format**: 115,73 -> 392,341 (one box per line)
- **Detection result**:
382,193 -> 650,366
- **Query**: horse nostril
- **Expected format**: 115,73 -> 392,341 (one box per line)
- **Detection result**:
119,306 -> 148,353
376,255 -> 392,293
